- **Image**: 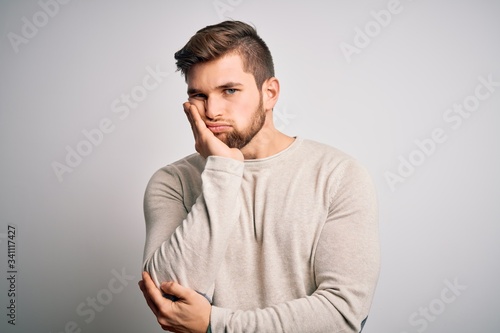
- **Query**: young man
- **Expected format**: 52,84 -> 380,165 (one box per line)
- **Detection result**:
139,21 -> 380,333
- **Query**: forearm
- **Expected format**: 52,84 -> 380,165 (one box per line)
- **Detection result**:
143,156 -> 244,298
209,252 -> 379,333
209,287 -> 375,333
209,160 -> 380,333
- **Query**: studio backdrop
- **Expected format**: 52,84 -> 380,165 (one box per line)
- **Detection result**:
1,0 -> 499,332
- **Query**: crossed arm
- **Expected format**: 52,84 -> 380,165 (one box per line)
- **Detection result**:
138,274 -> 211,333
139,102 -> 243,332
139,103 -> 380,332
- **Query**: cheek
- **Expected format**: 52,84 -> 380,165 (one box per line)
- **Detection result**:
236,94 -> 260,113
231,100 -> 253,121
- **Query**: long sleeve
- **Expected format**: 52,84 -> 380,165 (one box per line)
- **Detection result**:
142,155 -> 244,300
209,159 -> 380,333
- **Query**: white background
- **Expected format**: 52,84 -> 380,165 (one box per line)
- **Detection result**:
1,0 -> 499,332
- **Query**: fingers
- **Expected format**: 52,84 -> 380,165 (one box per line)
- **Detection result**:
183,102 -> 202,149
183,101 -> 214,157
181,101 -> 243,160
139,272 -> 169,316
139,272 -> 178,329
139,279 -> 160,318
183,102 -> 206,135
183,102 -> 195,128
160,280 -> 189,300
139,273 -> 211,332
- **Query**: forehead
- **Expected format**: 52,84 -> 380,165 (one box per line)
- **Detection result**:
187,53 -> 255,90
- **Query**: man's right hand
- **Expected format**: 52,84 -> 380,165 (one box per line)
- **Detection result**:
183,102 -> 244,161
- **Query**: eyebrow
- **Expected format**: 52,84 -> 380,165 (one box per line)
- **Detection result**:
187,82 -> 243,95
216,82 -> 243,89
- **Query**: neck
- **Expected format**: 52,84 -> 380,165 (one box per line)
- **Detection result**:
240,112 -> 295,160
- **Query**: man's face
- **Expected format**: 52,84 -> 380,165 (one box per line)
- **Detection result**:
186,53 -> 266,149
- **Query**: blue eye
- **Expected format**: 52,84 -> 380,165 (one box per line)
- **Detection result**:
225,89 -> 237,95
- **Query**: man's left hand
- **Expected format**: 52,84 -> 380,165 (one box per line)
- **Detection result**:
139,271 -> 211,333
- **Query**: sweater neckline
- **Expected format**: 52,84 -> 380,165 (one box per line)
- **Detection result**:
243,137 -> 302,166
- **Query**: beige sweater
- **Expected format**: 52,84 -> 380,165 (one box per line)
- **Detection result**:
143,137 -> 380,332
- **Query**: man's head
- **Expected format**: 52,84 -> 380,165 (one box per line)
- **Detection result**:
176,21 -> 280,151
174,20 -> 274,90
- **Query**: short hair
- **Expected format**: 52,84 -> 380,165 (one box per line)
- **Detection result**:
174,20 -> 275,89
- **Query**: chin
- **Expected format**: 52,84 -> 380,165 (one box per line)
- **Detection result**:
215,132 -> 228,141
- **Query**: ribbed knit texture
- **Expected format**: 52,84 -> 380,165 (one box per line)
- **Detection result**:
143,138 -> 380,332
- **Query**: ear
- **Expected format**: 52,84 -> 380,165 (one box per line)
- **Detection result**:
262,77 -> 280,111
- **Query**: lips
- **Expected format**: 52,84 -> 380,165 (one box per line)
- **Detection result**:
206,122 -> 231,133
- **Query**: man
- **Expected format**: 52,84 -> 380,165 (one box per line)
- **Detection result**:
139,20 -> 380,333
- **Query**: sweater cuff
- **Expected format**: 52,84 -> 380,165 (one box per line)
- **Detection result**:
205,156 -> 244,176
209,306 -> 231,332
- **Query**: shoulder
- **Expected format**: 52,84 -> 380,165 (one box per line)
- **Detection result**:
152,153 -> 204,180
296,138 -> 360,170
297,138 -> 374,194
299,138 -> 350,157
146,153 -> 205,193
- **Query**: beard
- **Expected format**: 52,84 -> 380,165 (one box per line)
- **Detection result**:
217,98 -> 266,149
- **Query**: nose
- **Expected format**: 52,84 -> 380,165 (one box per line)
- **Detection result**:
204,96 -> 223,120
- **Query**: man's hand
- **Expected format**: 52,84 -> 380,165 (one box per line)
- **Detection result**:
139,271 -> 211,333
183,102 -> 244,161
